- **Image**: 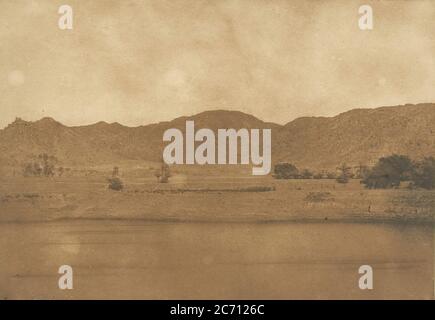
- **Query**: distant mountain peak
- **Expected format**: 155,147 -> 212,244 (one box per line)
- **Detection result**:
4,117 -> 31,130
194,109 -> 256,117
6,116 -> 62,127
36,116 -> 60,124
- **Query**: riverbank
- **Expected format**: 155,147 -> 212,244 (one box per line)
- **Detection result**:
0,178 -> 433,224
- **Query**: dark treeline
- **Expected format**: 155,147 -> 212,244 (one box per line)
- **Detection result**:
273,163 -> 361,181
273,154 -> 435,190
20,153 -> 435,191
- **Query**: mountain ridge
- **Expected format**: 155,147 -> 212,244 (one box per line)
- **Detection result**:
1,103 -> 434,170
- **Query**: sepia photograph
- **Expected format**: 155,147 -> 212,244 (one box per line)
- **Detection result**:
0,0 -> 434,303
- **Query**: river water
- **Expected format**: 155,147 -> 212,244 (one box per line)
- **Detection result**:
0,221 -> 433,299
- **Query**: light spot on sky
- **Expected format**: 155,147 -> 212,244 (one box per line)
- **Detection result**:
7,70 -> 25,86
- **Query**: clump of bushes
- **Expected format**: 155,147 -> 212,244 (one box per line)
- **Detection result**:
362,154 -> 412,189
270,156 -> 435,190
273,163 -> 299,179
362,155 -> 435,190
273,162 -> 348,180
108,177 -> 123,191
23,153 -> 58,177
273,163 -> 342,180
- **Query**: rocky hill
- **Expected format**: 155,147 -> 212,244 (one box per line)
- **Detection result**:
274,103 -> 435,169
0,103 -> 434,170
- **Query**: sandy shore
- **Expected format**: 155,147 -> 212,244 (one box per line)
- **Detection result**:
0,178 -> 433,224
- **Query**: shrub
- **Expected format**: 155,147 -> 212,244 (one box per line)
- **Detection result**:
273,163 -> 299,179
362,154 -> 413,189
108,177 -> 123,191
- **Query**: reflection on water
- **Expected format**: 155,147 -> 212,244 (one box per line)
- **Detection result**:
0,221 -> 433,299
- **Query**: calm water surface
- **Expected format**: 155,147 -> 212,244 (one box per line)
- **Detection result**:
0,221 -> 433,299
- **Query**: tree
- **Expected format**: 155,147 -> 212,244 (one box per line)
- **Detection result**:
22,153 -> 57,177
273,163 -> 299,179
336,163 -> 351,184
155,162 -> 171,183
44,156 -> 55,176
362,154 -> 413,189
410,157 -> 435,190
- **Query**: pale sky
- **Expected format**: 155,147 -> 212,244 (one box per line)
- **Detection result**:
1,0 -> 434,128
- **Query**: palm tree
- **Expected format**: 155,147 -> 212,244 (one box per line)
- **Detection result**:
155,161 -> 171,183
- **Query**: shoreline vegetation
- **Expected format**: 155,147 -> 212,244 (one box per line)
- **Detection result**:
1,154 -> 434,225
